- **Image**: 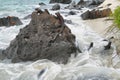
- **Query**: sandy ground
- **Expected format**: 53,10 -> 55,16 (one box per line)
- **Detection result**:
83,17 -> 113,36
83,0 -> 120,37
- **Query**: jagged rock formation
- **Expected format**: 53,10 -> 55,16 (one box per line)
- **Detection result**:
49,0 -> 72,4
81,8 -> 112,20
3,9 -> 77,64
0,16 -> 22,27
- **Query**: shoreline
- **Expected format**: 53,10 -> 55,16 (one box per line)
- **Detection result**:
83,17 -> 113,37
82,0 -> 120,37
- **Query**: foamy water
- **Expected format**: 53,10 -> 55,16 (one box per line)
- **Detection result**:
0,0 -> 120,80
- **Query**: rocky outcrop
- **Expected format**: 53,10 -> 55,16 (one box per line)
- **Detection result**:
81,8 -> 112,20
0,16 -> 23,27
77,0 -> 104,8
51,4 -> 60,10
49,0 -> 72,4
3,9 -> 77,64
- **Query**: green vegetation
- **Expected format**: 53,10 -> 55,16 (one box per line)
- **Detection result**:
106,6 -> 120,33
112,6 -> 120,29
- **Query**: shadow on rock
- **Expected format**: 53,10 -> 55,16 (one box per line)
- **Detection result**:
3,9 -> 78,64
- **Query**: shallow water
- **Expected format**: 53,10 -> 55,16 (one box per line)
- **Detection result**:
0,0 -> 120,80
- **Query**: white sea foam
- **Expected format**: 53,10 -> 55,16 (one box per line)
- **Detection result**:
0,0 -> 120,80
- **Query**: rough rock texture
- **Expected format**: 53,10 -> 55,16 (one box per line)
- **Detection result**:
23,14 -> 31,19
81,8 -> 112,20
52,4 -> 60,10
0,16 -> 23,27
3,9 -> 77,64
49,0 -> 72,4
65,0 -> 104,10
77,0 -> 105,8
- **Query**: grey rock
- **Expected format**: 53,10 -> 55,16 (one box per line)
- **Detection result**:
52,4 -> 60,10
3,9 -> 77,64
0,16 -> 23,27
68,11 -> 76,15
65,19 -> 72,24
81,8 -> 112,20
81,10 -> 90,20
39,2 -> 46,5
23,14 -> 31,19
49,0 -> 72,4
77,0 -> 105,8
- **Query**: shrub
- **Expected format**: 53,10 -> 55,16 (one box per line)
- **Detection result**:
112,6 -> 120,29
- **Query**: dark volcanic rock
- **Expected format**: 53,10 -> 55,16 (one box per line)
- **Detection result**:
81,10 -> 90,20
77,0 -> 105,8
68,11 -> 76,15
65,0 -> 104,10
52,4 -> 60,10
49,0 -> 72,4
3,9 -> 77,64
39,2 -> 46,5
0,16 -> 23,27
81,8 -> 112,20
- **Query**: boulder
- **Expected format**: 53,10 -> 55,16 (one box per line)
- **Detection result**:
39,2 -> 46,5
77,0 -> 105,8
0,16 -> 23,27
81,8 -> 112,20
49,0 -> 72,4
3,9 -> 77,64
81,10 -> 90,20
52,4 -> 60,10
68,11 -> 76,15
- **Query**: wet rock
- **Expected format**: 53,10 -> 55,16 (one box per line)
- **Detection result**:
0,49 -> 5,60
52,4 -> 60,10
68,11 -> 76,15
65,19 -> 72,24
89,0 -> 104,6
81,10 -> 90,20
77,0 -> 105,8
81,8 -> 112,20
39,2 -> 46,5
88,42 -> 93,51
104,42 -> 112,50
3,9 -> 77,64
49,0 -> 72,4
0,16 -> 23,27
23,14 -> 31,19
65,1 -> 78,9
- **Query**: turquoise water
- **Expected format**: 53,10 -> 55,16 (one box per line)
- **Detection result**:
0,0 -> 49,18
0,0 -> 81,18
